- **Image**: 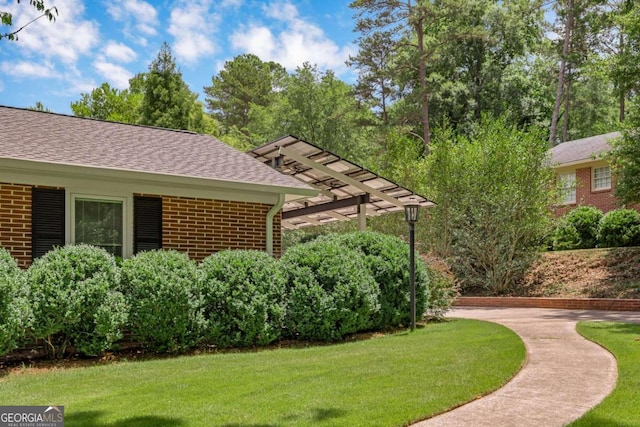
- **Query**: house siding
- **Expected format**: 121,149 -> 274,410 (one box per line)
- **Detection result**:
158,195 -> 281,260
0,183 -> 32,268
0,184 -> 283,268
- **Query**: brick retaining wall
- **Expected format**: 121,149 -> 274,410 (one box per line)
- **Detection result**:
455,296 -> 640,312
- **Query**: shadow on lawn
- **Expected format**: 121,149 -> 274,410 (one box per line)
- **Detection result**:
65,411 -> 185,427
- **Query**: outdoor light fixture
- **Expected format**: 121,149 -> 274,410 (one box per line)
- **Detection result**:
404,198 -> 420,331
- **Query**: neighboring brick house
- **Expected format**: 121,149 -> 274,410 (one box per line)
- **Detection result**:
550,132 -> 621,217
0,106 -> 317,268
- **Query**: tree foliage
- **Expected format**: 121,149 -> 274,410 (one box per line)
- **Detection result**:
1,0 -> 57,41
425,116 -> 555,294
204,54 -> 286,132
139,42 -> 200,130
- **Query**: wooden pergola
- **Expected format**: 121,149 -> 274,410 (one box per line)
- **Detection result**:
248,135 -> 434,230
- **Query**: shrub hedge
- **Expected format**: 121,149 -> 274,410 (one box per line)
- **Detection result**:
0,248 -> 30,356
318,232 -> 429,329
553,206 -> 603,250
26,245 -> 127,358
1,233 -> 457,358
120,250 -> 204,353
199,250 -> 287,348
597,209 -> 640,248
280,239 -> 380,341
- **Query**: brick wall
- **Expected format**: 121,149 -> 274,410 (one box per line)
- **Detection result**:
161,195 -> 282,261
0,183 -> 32,268
456,296 -> 640,312
554,166 -> 619,217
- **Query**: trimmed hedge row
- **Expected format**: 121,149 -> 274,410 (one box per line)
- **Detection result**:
0,231 -> 456,358
553,207 -> 640,250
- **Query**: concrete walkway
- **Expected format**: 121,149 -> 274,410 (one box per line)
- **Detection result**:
413,307 -> 640,427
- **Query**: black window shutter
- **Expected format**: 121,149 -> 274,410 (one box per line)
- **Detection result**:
32,188 -> 65,260
134,196 -> 162,253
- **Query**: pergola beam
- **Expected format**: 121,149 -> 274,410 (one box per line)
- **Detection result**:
279,146 -> 404,208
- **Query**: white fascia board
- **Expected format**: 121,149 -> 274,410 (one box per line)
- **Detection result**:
0,158 -> 318,204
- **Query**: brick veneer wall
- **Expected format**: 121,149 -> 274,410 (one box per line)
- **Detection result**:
456,296 -> 640,312
0,183 -> 32,268
554,166 -> 619,217
161,195 -> 282,260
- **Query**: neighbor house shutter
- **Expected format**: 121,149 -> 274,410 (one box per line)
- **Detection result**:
134,196 -> 162,253
32,187 -> 65,260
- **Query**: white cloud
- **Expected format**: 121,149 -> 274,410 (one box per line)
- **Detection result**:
168,0 -> 218,64
9,0 -> 100,65
93,59 -> 133,89
0,60 -> 60,79
104,41 -> 137,63
229,1 -> 355,72
106,0 -> 158,37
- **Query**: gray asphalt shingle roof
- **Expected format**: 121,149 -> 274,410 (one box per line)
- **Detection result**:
0,106 -> 312,191
550,132 -> 620,165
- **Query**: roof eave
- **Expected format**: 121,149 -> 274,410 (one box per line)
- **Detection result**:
0,157 -> 318,200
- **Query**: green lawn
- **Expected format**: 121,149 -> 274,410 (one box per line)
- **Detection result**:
570,321 -> 640,427
0,319 -> 525,427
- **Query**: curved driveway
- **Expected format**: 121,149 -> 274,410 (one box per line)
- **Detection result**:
413,307 -> 640,427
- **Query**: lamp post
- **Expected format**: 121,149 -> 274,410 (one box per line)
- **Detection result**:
404,199 -> 420,332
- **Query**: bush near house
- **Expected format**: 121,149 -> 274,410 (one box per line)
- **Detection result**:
281,239 -> 380,341
597,209 -> 640,248
26,245 -> 127,358
1,233 -> 456,359
0,248 -> 30,356
553,206 -> 603,250
317,232 -> 430,329
552,207 -> 640,251
120,250 -> 205,353
199,250 -> 287,348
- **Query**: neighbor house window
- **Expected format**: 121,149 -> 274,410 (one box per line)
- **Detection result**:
593,166 -> 611,191
559,172 -> 576,204
74,197 -> 124,256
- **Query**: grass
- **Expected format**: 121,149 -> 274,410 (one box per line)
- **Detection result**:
570,321 -> 640,427
0,319 -> 525,427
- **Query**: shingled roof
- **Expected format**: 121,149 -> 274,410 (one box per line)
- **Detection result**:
550,132 -> 620,166
0,106 -> 313,193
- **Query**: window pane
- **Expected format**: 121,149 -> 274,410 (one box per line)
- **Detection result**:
593,167 -> 611,190
75,199 -> 123,256
559,173 -> 576,204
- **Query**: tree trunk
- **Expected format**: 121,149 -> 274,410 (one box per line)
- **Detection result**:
619,32 -> 626,123
415,15 -> 430,156
549,0 -> 574,146
562,72 -> 572,142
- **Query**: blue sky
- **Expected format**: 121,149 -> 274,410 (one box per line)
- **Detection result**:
0,0 -> 358,115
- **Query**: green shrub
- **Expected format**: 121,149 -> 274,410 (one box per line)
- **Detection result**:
553,206 -> 603,250
120,250 -> 204,353
0,248 -> 30,356
597,209 -> 640,248
318,232 -> 431,328
281,239 -> 379,341
199,250 -> 287,348
552,222 -> 581,251
27,245 -> 126,358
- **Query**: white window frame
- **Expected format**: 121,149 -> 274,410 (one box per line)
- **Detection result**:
558,172 -> 576,205
69,193 -> 130,257
592,166 -> 611,191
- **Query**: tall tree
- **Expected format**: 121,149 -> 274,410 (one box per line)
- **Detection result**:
204,54 -> 286,132
347,31 -> 398,125
351,0 -> 438,155
1,0 -> 57,41
139,42 -> 199,130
